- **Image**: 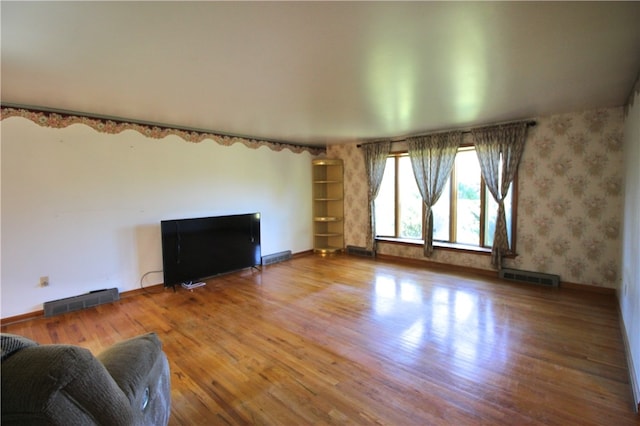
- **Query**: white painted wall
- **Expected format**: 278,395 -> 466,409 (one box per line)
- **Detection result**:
1,117 -> 315,318
621,90 -> 640,409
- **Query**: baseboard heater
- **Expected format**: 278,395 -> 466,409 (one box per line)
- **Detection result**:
346,245 -> 375,258
44,288 -> 120,317
261,250 -> 292,266
499,268 -> 560,287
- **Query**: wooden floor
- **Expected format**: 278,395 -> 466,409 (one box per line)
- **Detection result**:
2,254 -> 638,425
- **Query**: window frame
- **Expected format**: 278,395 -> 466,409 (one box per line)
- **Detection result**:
374,145 -> 518,256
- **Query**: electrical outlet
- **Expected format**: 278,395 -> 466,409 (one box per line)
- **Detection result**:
40,276 -> 49,287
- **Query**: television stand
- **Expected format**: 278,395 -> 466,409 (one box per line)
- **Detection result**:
181,281 -> 206,290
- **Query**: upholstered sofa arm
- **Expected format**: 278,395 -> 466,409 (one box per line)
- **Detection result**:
1,343 -> 134,425
97,332 -> 171,426
1,332 -> 171,426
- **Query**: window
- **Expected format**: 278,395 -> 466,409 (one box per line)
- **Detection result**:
374,147 -> 516,251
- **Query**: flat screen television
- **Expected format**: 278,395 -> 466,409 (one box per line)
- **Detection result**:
160,213 -> 261,289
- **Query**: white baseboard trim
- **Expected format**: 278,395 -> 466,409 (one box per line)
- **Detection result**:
619,309 -> 640,413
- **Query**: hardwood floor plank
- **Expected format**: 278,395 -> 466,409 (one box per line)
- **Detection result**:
2,254 -> 638,425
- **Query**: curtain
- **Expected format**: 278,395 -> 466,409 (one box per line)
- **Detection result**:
362,141 -> 391,253
472,122 -> 528,269
407,131 -> 462,257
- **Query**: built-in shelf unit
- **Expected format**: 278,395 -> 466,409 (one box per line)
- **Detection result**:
312,159 -> 344,254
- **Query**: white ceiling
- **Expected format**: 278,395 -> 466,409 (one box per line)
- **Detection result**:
2,1 -> 640,147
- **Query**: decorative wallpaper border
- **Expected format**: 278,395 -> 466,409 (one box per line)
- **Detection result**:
0,106 -> 325,156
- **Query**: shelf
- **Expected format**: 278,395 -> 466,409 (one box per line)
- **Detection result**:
313,246 -> 343,254
312,159 -> 343,166
312,159 -> 344,253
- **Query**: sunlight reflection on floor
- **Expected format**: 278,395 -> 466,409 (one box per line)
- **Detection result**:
372,274 -> 510,374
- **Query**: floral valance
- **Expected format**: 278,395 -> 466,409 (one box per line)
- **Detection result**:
0,106 -> 325,156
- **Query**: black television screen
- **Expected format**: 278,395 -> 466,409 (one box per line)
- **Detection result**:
160,213 -> 261,288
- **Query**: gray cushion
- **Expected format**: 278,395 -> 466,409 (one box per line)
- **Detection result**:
1,334 -> 38,362
1,343 -> 134,425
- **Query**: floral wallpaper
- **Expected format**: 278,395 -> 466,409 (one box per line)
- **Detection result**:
328,106 -> 625,289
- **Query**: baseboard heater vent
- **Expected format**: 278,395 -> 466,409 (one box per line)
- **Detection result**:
44,288 -> 120,317
346,245 -> 375,258
499,268 -> 560,287
261,250 -> 292,266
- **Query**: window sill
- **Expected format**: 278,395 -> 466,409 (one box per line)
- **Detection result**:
375,237 -> 516,258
